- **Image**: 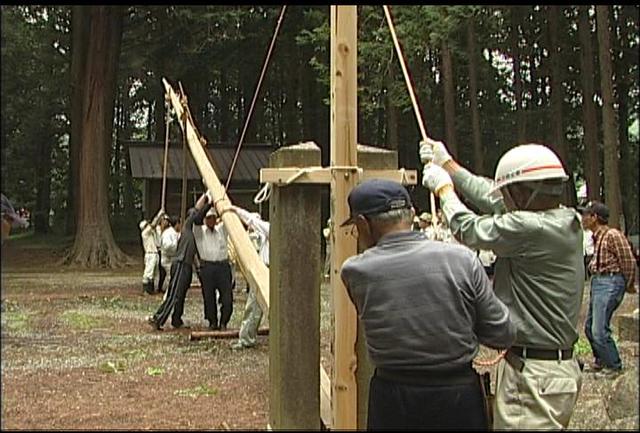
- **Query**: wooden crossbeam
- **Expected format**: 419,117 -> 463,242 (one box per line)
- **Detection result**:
260,167 -> 417,185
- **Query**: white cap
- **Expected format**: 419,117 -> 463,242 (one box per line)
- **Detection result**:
139,220 -> 148,230
206,207 -> 217,218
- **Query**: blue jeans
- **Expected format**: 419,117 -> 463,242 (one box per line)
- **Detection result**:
584,274 -> 626,370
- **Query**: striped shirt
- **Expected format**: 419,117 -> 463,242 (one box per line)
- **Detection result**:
589,225 -> 637,288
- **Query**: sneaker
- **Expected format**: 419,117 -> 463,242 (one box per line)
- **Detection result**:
172,321 -> 190,329
584,361 -> 604,373
595,367 -> 622,379
231,341 -> 254,350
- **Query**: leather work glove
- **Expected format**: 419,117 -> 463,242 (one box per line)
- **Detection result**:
422,163 -> 454,196
419,137 -> 453,167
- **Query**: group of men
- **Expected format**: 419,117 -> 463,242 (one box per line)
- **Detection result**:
138,193 -> 267,350
340,139 -> 638,430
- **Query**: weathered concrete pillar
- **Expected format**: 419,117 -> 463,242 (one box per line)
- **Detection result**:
355,144 -> 399,429
269,142 -> 322,429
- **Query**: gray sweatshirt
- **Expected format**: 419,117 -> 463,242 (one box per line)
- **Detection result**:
341,230 -> 516,372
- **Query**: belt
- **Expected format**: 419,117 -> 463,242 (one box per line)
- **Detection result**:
376,364 -> 477,386
592,272 -> 620,277
201,260 -> 228,265
508,346 -> 573,361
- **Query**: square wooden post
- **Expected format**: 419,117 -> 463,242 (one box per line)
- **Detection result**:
269,143 -> 322,429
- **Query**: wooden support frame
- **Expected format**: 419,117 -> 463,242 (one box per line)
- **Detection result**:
260,167 -> 416,185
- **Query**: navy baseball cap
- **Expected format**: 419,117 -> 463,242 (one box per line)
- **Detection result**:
580,200 -> 609,222
340,179 -> 412,227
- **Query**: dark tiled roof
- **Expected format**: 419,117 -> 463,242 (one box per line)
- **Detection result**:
128,142 -> 273,182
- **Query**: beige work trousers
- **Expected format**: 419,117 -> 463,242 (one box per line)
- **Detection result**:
493,356 -> 582,429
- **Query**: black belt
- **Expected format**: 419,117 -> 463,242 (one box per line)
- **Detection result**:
508,346 -> 573,361
376,364 -> 477,386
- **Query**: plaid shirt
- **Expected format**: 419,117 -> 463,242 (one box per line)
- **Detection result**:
589,225 -> 638,288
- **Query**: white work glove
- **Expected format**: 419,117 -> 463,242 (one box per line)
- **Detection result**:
419,137 -> 453,166
205,190 -> 214,203
422,163 -> 454,195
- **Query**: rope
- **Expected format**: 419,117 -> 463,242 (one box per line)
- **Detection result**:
225,5 -> 288,193
253,182 -> 272,204
472,350 -> 506,367
382,5 -> 438,226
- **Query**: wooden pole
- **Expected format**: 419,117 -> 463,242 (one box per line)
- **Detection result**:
189,327 -> 269,341
163,78 -> 270,314
180,113 -> 188,225
330,6 -> 358,429
161,96 -> 171,210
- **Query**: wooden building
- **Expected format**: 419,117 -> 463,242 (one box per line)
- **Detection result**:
128,141 -> 273,220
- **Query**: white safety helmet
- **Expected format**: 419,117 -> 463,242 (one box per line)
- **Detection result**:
139,220 -> 148,230
489,144 -> 568,196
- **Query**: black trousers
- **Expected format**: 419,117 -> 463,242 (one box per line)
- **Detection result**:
367,369 -> 488,430
198,260 -> 233,327
152,261 -> 192,328
158,255 -> 166,292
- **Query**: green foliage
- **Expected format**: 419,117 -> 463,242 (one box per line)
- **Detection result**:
573,336 -> 593,357
0,5 -> 638,234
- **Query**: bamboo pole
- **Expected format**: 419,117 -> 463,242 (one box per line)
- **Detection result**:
161,96 -> 171,210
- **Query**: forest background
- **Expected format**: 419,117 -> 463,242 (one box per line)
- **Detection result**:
1,5 -> 638,267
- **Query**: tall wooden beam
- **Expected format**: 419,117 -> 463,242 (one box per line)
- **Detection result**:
162,78 -> 270,313
330,5 -> 359,430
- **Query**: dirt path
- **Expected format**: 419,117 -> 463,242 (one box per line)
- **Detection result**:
1,240 -> 638,429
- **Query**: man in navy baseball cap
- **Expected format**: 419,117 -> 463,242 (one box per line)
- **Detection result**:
340,179 -> 413,227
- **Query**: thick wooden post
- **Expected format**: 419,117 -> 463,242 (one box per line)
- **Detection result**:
354,145 -> 399,429
269,143 -> 322,429
330,5 -> 358,429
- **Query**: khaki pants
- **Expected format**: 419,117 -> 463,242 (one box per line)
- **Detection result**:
493,356 -> 582,429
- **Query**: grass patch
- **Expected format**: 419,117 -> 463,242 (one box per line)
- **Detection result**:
573,336 -> 593,356
174,384 -> 218,398
97,360 -> 127,374
1,311 -> 31,332
61,310 -> 105,330
146,366 -> 165,376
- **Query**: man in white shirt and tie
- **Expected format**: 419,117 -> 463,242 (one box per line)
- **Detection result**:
194,207 -> 233,330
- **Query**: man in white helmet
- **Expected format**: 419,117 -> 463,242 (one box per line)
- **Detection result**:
420,139 -> 584,429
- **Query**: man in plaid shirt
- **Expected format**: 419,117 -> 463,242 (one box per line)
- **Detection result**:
580,200 -> 638,379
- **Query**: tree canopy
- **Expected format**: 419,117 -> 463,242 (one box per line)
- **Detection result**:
1,5 -> 638,265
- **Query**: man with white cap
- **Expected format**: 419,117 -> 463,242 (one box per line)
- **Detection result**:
420,139 -> 584,429
340,178 -> 516,430
194,205 -> 233,330
138,209 -> 164,295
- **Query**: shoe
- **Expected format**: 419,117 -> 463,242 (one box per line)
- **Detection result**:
147,317 -> 162,331
595,367 -> 622,379
231,341 -> 248,350
208,324 -> 220,331
220,324 -> 227,331
584,361 -> 604,373
172,321 -> 190,329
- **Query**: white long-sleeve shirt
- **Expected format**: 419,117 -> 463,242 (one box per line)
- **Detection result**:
193,222 -> 229,262
234,207 -> 270,266
160,226 -> 179,266
140,223 -> 159,254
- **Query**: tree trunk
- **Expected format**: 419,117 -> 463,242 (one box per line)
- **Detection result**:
66,6 -> 91,236
547,6 -> 567,163
64,5 -> 131,268
578,6 -> 601,201
613,6 -> 636,234
34,117 -> 53,235
512,7 -> 526,144
595,5 -> 622,229
467,17 -> 484,175
441,40 -> 457,158
385,60 -> 399,152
